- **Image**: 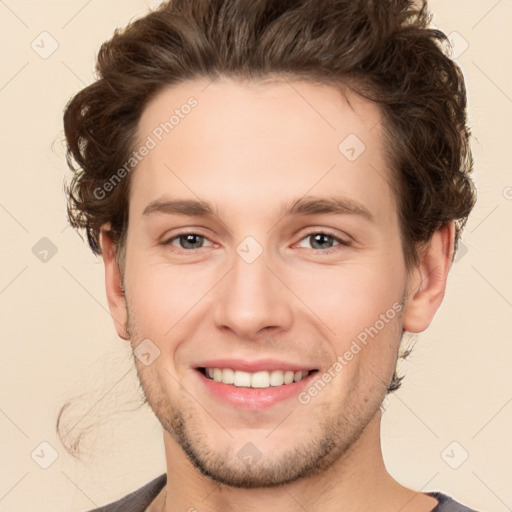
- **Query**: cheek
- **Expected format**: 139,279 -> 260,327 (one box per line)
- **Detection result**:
288,261 -> 404,338
125,257 -> 216,338
323,312 -> 402,408
290,262 -> 405,395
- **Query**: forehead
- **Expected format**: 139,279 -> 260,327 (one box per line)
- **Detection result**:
131,77 -> 396,225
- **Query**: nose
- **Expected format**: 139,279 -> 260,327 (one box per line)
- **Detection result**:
213,244 -> 293,340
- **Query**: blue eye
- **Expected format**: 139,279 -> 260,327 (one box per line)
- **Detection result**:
162,233 -> 212,250
161,230 -> 351,254
296,231 -> 350,253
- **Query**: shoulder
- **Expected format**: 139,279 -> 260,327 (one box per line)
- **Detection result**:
84,473 -> 167,512
427,491 -> 484,512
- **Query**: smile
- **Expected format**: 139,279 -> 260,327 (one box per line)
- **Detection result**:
199,367 -> 315,388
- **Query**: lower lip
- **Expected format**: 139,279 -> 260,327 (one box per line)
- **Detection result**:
196,369 -> 318,410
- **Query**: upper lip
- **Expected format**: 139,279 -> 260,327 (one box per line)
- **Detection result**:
194,358 -> 317,373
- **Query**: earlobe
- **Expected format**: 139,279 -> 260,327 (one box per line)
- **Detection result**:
100,224 -> 130,340
402,222 -> 455,333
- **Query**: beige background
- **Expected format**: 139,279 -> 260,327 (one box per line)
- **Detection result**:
0,1 -> 511,510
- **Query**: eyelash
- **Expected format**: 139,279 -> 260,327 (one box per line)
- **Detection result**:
161,229 -> 351,255
297,230 -> 352,254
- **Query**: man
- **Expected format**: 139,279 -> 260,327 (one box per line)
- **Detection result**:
61,0 -> 478,510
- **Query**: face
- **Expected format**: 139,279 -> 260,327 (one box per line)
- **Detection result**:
106,77 -> 418,487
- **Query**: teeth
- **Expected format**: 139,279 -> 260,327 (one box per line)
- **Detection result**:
222,368 -> 235,384
251,371 -> 270,388
202,368 -> 311,388
283,371 -> 294,384
234,370 -> 251,387
270,370 -> 284,386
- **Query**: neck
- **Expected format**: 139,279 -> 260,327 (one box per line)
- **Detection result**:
156,410 -> 438,512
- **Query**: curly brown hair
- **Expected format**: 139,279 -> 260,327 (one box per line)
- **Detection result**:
63,0 -> 476,394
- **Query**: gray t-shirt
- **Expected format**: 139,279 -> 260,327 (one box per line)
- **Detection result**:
86,473 -> 481,511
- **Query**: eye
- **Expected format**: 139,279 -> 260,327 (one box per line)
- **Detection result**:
295,231 -> 351,254
161,233 -> 214,250
160,230 -> 351,254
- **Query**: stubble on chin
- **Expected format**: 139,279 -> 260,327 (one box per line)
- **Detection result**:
125,297 -> 400,489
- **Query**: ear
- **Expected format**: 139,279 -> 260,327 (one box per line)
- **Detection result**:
402,222 -> 455,333
100,224 -> 130,340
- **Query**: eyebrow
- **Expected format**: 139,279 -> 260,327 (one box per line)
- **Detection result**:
142,195 -> 374,222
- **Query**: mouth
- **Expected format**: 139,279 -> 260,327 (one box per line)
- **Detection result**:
194,366 -> 320,410
197,367 -> 318,388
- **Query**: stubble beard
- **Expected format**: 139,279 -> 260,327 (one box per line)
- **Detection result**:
125,301 -> 398,489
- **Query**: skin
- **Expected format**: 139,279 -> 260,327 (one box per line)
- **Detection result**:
100,77 -> 454,512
